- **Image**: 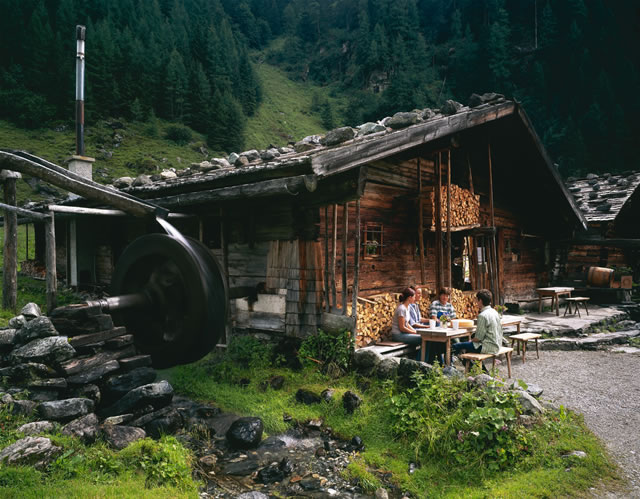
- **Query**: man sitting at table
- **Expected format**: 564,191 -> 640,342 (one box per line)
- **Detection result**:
429,287 -> 457,323
452,289 -> 503,365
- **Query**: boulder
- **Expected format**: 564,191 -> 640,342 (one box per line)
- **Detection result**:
226,417 -> 264,449
224,458 -> 260,475
103,414 -> 134,426
141,408 -> 183,439
0,362 -> 55,386
441,99 -> 463,115
0,436 -> 61,470
102,367 -> 157,404
12,336 -> 76,365
240,149 -> 261,162
66,360 -> 120,385
321,127 -> 355,146
228,152 -> 240,165
211,157 -> 232,169
294,135 -> 322,152
236,155 -> 250,167
259,149 -> 279,161
295,389 -> 321,405
257,463 -> 285,484
376,357 -> 400,380
15,316 -> 58,344
515,390 -> 543,415
20,303 -> 42,320
387,112 -> 418,129
9,315 -> 27,329
526,383 -> 544,398
10,400 -> 37,416
357,122 -> 387,136
468,93 -> 504,107
278,147 -> 294,154
421,108 -> 436,120
62,413 -> 100,444
342,391 -> 362,414
99,380 -> 174,418
68,384 -> 101,405
113,177 -> 133,188
28,378 -> 67,390
375,488 -> 390,499
18,421 -> 55,436
353,348 -> 383,373
443,365 -> 463,379
132,174 -> 152,187
38,398 -> 94,422
0,329 -> 17,346
160,169 -> 177,180
398,358 -> 433,384
321,388 -> 335,402
102,425 -> 146,450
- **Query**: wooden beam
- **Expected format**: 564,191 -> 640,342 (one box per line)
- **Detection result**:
341,203 -> 348,315
311,101 -> 517,177
487,142 -> 500,304
331,204 -> 338,310
220,206 -> 229,345
446,149 -> 452,289
417,157 -> 426,284
0,150 -> 164,217
324,206 -> 330,312
351,199 -> 361,340
435,153 -> 444,291
0,202 -> 47,220
45,212 -> 57,312
150,174 -> 318,208
467,152 -> 474,194
2,178 -> 17,310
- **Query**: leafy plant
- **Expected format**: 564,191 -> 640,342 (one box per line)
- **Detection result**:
298,329 -> 354,374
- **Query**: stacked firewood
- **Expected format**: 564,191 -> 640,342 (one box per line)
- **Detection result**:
449,288 -> 480,318
430,184 -> 480,228
20,259 -> 46,279
351,293 -> 400,347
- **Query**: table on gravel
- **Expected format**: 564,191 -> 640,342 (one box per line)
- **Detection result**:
419,327 -> 473,366
536,287 -> 574,316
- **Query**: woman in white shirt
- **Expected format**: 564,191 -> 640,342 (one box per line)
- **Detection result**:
391,287 -> 422,359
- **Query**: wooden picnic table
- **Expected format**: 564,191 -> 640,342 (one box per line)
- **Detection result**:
418,316 -> 523,366
536,287 -> 574,316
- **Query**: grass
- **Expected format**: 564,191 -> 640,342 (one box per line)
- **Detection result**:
162,354 -> 622,498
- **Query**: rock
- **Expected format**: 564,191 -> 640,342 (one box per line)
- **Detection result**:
278,146 -> 294,154
0,437 -> 61,470
443,366 -> 463,378
387,112 -> 418,129
21,303 -> 42,319
0,329 -> 17,346
526,383 -> 544,398
118,355 -> 152,372
351,435 -> 364,450
9,315 -> 27,329
375,357 -> 399,379
113,177 -> 134,188
257,464 -> 285,484
15,316 -> 58,344
160,169 -> 177,180
211,157 -> 232,169
563,450 -> 587,459
342,391 -> 362,414
28,378 -> 67,390
266,375 -> 284,390
99,380 -> 174,418
259,149 -> 278,161
103,367 -> 157,404
421,108 -> 436,120
517,414 -> 535,428
468,92 -> 504,107
228,152 -> 240,165
67,360 -> 120,385
62,413 -> 99,444
28,389 -> 60,402
515,390 -> 543,415
595,202 -> 612,212
68,384 -> 101,405
353,348 -> 383,373
38,398 -> 94,422
441,99 -> 463,115
398,358 -> 433,384
10,400 -> 37,416
257,436 -> 286,451
279,457 -> 293,475
469,373 -> 496,388
18,421 -> 55,435
104,414 -> 134,425
300,477 -> 321,491
224,458 -> 260,475
102,425 -> 146,450
294,135 -> 322,152
296,389 -> 321,405
321,127 -> 355,146
321,388 -> 335,402
199,454 -> 217,470
240,149 -> 261,162
236,493 -> 268,499
236,155 -> 250,167
226,417 -> 264,449
132,174 -> 152,187
357,122 -> 387,135
142,408 -> 183,438
12,336 -> 76,365
375,488 -> 390,499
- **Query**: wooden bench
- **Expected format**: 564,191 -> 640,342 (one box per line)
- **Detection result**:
563,297 -> 590,317
460,346 -> 513,378
359,342 -> 419,358
509,333 -> 541,363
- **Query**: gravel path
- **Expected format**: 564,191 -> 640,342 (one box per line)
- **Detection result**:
496,350 -> 640,497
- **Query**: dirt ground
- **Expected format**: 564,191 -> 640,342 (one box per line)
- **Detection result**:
496,350 -> 640,498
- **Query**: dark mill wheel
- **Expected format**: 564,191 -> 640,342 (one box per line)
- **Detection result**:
109,233 -> 227,368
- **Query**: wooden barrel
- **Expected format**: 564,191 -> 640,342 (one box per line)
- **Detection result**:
587,267 -> 614,287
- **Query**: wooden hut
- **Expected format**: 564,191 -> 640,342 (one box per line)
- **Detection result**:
27,97 -> 588,341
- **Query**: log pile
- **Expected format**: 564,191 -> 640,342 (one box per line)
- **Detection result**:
429,184 -> 480,228
449,288 -> 480,318
20,259 -> 46,279
351,293 -> 400,348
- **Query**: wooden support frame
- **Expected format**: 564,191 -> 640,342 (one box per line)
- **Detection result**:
341,203 -> 348,315
324,206 -> 330,312
487,142 -> 500,304
446,149 -> 452,289
2,177 -> 18,310
45,212 -> 57,312
351,199 -> 361,339
435,153 -> 444,291
331,204 -> 338,310
417,158 -> 426,284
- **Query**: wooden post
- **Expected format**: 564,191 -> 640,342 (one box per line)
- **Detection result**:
324,206 -> 330,312
25,223 -> 29,260
351,199 -> 361,340
434,153 -> 444,291
45,213 -> 57,313
446,149 -> 452,289
467,152 -> 475,195
198,217 -> 204,242
2,176 -> 18,310
487,142 -> 500,303
341,203 -> 348,315
330,204 -> 338,310
417,158 -> 426,284
220,207 -> 229,291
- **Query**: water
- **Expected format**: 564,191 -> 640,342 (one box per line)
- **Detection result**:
156,215 -> 191,247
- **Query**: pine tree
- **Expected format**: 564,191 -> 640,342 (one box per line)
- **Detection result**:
164,48 -> 188,121
487,7 -> 512,91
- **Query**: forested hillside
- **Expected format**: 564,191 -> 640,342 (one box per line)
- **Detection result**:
1,0 -> 638,177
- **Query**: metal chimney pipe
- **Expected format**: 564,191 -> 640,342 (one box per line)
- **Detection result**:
75,25 -> 86,156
